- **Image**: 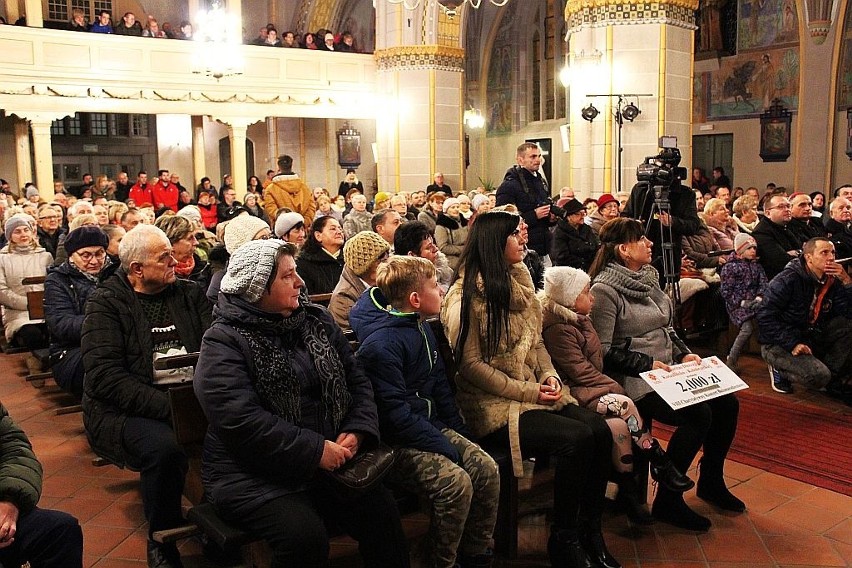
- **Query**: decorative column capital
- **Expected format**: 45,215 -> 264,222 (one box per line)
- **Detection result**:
565,0 -> 698,34
374,45 -> 465,72
212,116 -> 264,130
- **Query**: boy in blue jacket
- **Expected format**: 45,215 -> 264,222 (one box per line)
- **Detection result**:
350,256 -> 499,568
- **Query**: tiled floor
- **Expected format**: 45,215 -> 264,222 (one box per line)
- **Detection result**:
1,348 -> 849,567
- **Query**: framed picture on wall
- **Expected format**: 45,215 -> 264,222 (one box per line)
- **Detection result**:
759,100 -> 792,162
337,125 -> 361,169
846,109 -> 852,160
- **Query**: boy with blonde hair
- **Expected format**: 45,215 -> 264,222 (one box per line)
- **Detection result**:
350,256 -> 499,568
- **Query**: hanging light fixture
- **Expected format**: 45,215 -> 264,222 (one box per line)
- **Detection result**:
192,0 -> 244,79
581,104 -> 600,122
464,107 -> 486,129
379,0 -> 511,18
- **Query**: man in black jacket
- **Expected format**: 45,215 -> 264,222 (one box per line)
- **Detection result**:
752,194 -> 801,280
0,402 -> 83,566
81,224 -> 213,568
496,142 -> 555,258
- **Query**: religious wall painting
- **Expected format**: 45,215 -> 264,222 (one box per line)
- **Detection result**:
699,47 -> 799,119
836,5 -> 852,108
737,0 -> 799,52
486,4 -> 518,136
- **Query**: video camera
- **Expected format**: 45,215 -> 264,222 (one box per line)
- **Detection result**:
636,136 -> 688,189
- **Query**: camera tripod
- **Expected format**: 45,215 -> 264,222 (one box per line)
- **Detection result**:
641,182 -> 681,306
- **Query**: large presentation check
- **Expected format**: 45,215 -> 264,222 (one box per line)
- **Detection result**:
640,356 -> 749,410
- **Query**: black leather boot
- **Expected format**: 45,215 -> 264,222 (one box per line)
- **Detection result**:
579,526 -> 622,568
642,439 -> 695,493
651,489 -> 711,532
548,527 -> 593,568
697,458 -> 746,512
615,472 -> 654,525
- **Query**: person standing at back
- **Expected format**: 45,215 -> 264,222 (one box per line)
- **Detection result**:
496,143 -> 555,261
264,155 -> 316,227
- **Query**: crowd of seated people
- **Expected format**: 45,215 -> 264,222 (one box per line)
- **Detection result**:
3,160 -> 852,567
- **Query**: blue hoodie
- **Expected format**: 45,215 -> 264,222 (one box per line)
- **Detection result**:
350,287 -> 469,461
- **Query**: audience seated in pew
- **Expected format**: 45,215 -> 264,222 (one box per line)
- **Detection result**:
44,226 -> 114,399
193,240 -> 409,567
81,224 -> 212,567
441,211 -> 619,568
351,256 -> 499,568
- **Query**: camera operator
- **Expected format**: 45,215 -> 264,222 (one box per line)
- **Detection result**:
496,142 -> 557,259
623,145 -> 701,285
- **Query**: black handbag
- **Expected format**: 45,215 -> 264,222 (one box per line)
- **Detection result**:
323,443 -> 396,497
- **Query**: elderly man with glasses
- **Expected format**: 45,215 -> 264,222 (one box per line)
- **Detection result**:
36,204 -> 66,258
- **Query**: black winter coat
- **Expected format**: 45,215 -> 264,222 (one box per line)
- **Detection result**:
80,270 -> 212,466
623,182 -> 700,279
496,166 -> 553,256
787,217 -> 826,246
44,262 -> 99,356
757,256 -> 852,351
751,217 -> 801,281
551,220 -> 600,272
296,247 -> 345,295
824,218 -> 852,260
194,294 -> 379,517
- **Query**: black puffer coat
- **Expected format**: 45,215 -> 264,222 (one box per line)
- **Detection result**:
296,247 -> 345,295
193,294 -> 379,517
80,270 -> 212,466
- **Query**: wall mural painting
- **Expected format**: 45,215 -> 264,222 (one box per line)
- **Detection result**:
836,6 -> 852,108
693,0 -> 799,122
700,48 -> 799,120
487,4 -> 518,136
737,0 -> 798,52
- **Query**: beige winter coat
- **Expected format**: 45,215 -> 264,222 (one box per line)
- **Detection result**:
0,244 -> 52,341
441,262 -> 576,476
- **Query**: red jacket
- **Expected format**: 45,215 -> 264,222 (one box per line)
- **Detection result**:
128,183 -> 153,206
198,202 -> 218,230
152,181 -> 179,212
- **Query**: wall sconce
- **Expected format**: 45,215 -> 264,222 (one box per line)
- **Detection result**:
464,107 -> 486,129
581,104 -> 600,122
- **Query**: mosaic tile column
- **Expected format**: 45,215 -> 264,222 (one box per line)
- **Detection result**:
374,3 -> 464,194
565,0 -> 697,197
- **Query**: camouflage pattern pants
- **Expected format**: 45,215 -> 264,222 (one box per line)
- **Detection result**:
386,428 -> 500,568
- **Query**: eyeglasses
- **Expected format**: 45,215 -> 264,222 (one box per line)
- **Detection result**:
377,251 -> 390,262
39,215 -> 60,220
767,204 -> 792,210
75,249 -> 106,262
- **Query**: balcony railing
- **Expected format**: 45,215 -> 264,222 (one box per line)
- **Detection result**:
0,25 -> 378,119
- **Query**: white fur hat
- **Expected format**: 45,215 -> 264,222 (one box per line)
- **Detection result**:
543,266 -> 590,309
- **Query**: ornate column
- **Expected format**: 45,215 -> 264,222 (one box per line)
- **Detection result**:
13,119 -> 33,191
214,116 -> 263,201
23,0 -> 42,27
191,116 -> 207,188
564,0 -> 697,196
373,3 -> 464,193
30,120 -> 55,200
227,0 -> 242,44
187,0 -> 201,26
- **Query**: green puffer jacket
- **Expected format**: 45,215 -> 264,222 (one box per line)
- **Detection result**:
0,402 -> 42,514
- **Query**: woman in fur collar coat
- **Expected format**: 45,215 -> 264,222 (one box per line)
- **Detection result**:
442,211 -> 619,568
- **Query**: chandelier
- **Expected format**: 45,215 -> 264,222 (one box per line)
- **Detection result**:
381,0 -> 510,18
192,0 -> 244,79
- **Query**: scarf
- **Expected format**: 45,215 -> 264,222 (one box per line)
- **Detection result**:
592,262 -> 660,299
174,255 -> 195,278
233,302 -> 351,431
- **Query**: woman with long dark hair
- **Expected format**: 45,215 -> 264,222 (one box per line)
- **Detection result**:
442,211 -> 618,568
589,218 -> 743,531
296,216 -> 346,295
